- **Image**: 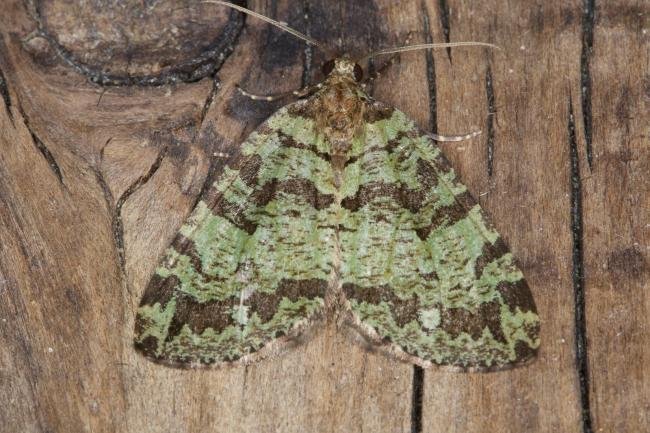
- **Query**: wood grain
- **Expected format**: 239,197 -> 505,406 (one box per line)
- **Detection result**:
582,1 -> 649,431
0,1 -> 647,432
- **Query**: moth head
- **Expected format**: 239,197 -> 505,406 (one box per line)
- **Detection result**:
322,58 -> 363,82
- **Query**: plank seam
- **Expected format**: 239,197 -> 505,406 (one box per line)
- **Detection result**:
410,366 -> 425,433
485,64 -> 495,177
568,96 -> 594,433
421,0 -> 438,134
580,0 -> 595,170
437,0 -> 452,62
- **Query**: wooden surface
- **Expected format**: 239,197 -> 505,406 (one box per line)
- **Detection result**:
0,1 -> 647,432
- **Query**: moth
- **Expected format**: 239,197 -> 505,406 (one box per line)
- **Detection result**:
134,1 -> 540,370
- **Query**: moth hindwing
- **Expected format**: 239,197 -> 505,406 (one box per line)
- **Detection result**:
134,56 -> 540,370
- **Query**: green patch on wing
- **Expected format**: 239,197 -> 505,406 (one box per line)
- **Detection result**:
135,300 -> 177,355
425,207 -> 498,295
179,203 -> 248,277
350,299 -> 538,367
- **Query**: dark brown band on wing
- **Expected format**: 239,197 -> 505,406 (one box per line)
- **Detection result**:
341,181 -> 427,214
139,274 -> 179,308
343,283 -> 420,327
163,278 -> 328,339
251,178 -> 335,210
438,300 -> 507,343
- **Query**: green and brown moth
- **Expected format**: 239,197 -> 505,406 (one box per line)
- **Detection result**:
134,1 -> 540,371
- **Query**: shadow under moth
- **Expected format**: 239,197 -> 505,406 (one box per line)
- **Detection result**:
134,1 -> 540,370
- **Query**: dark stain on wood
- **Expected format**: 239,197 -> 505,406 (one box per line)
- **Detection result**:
607,247 -> 648,282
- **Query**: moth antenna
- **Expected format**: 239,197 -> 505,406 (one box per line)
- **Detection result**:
360,42 -> 501,62
203,1 -> 332,56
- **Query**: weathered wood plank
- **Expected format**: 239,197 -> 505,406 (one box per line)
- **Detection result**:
581,1 -> 649,432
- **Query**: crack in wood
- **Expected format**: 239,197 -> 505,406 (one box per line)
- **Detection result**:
0,67 -> 12,123
199,75 -> 222,128
92,158 -> 118,264
485,64 -> 496,177
26,0 -> 246,86
29,131 -> 63,184
113,144 -> 169,273
410,365 -> 424,433
16,102 -> 64,184
94,138 -> 168,289
568,97 -> 594,433
437,0 -> 452,62
421,1 -> 438,134
580,0 -> 595,171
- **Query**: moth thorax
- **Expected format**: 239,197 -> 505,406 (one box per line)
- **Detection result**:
316,81 -> 365,157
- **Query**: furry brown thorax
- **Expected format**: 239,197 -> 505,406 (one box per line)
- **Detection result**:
315,58 -> 367,158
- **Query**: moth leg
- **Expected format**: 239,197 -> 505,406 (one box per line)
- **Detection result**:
363,54 -> 399,84
293,83 -> 323,97
428,130 -> 481,142
236,83 -> 321,102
